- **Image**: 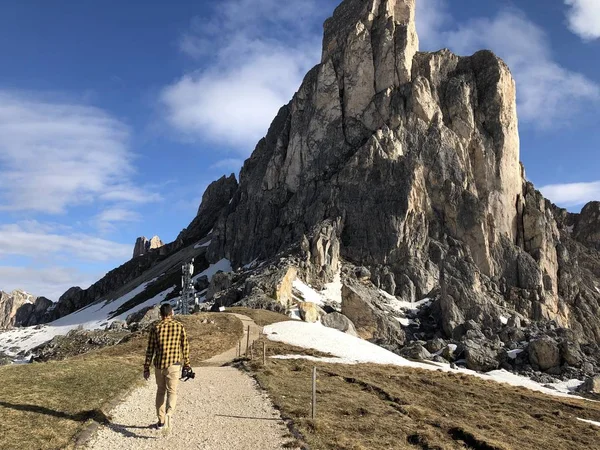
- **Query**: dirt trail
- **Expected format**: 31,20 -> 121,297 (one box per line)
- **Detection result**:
85,314 -> 291,450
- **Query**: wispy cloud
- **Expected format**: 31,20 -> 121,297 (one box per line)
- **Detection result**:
161,0 -> 325,152
0,91 -> 159,214
564,0 -> 600,41
540,181 -> 600,207
0,266 -> 99,301
93,207 -> 142,233
210,158 -> 244,172
416,3 -> 600,128
0,221 -> 132,262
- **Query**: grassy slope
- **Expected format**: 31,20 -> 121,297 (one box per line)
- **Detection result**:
238,312 -> 600,450
0,313 -> 243,450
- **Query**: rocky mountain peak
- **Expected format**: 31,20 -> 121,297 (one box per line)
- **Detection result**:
132,235 -> 164,259
201,0 -> 599,344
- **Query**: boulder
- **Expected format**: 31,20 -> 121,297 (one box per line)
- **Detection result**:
559,340 -> 584,367
341,281 -> 405,346
322,312 -> 358,336
528,337 -> 561,371
442,344 -> 457,362
126,305 -> 160,328
464,340 -> 499,372
108,320 -> 127,331
354,266 -> 371,283
206,272 -> 233,301
400,342 -> 432,361
297,302 -> 323,323
578,376 -> 600,394
426,338 -> 447,354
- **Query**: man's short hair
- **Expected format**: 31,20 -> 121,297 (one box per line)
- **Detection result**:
160,303 -> 173,318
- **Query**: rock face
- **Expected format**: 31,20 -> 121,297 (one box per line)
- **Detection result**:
201,0 -> 600,345
133,235 -> 164,258
178,175 -> 239,245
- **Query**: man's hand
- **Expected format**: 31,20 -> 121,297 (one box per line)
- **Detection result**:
144,368 -> 150,381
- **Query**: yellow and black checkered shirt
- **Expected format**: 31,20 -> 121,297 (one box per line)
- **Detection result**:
144,317 -> 190,370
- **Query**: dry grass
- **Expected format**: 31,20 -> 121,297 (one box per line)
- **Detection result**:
0,313 -> 243,450
227,307 -> 292,327
248,341 -> 600,450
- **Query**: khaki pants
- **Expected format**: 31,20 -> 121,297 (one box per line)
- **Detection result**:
155,365 -> 180,423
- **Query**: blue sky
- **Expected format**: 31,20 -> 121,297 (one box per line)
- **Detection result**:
0,0 -> 598,299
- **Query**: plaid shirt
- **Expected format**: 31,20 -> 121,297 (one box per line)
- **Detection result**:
144,317 -> 190,370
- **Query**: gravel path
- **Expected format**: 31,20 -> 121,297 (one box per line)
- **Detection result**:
86,315 -> 292,450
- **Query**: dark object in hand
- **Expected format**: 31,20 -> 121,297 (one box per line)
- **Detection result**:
181,366 -> 195,382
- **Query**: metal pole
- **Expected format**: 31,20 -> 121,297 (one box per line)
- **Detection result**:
246,325 -> 250,356
263,341 -> 266,366
312,366 -> 317,419
238,340 -> 241,358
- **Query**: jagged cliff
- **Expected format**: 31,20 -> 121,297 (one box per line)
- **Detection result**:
203,0 -> 599,343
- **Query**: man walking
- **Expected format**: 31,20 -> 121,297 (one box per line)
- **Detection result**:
144,303 -> 191,432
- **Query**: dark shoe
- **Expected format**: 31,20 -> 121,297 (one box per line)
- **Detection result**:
152,421 -> 165,430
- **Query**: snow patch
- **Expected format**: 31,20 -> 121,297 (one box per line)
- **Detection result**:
292,272 -> 342,307
395,317 -> 411,327
264,321 -> 588,400
293,279 -> 324,306
320,271 -> 342,304
194,240 -> 211,249
577,418 -> 600,427
192,259 -> 232,282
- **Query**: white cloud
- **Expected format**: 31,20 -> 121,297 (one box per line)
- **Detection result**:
416,3 -> 600,127
210,158 -> 244,172
95,208 -> 141,224
161,0 -> 324,152
93,207 -> 141,233
0,266 -> 99,301
540,181 -> 600,207
564,0 -> 600,40
0,221 -> 132,262
0,91 -> 159,213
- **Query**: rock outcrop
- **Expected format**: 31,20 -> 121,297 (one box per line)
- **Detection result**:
133,236 -> 164,258
178,174 -> 238,246
0,290 -> 53,329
